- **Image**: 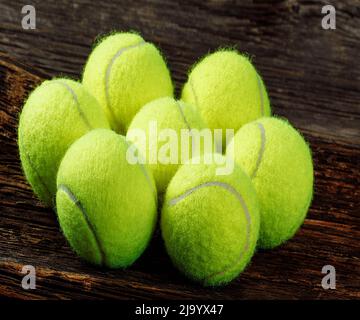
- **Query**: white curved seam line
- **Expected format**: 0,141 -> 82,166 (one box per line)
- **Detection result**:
189,77 -> 200,109
175,101 -> 191,131
19,135 -> 53,204
251,122 -> 266,179
58,184 -> 106,265
168,181 -> 251,282
105,41 -> 146,128
53,80 -> 92,130
256,73 -> 264,116
189,78 -> 221,153
124,140 -> 157,201
175,100 -> 197,154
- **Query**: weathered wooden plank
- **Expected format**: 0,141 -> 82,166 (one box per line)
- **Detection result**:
0,0 -> 359,299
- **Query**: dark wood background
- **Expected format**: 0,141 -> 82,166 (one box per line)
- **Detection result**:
0,0 -> 359,300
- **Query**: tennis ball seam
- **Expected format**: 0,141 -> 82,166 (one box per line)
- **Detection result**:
18,80 -> 95,205
124,139 -> 157,202
104,40 -> 147,130
175,100 -> 191,131
57,183 -> 107,266
168,180 -> 251,284
137,161 -> 157,201
175,99 -> 212,154
51,80 -> 93,130
18,134 -> 53,204
251,122 -> 266,179
255,74 -> 265,117
188,77 -> 200,110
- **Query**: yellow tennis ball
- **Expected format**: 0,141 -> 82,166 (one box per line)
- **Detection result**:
18,79 -> 109,206
182,49 -> 271,147
56,129 -> 157,268
227,117 -> 314,249
82,32 -> 173,133
127,97 -> 207,194
161,154 -> 260,286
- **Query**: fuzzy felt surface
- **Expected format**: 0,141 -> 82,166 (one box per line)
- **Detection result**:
227,117 -> 314,249
82,32 -> 174,134
56,129 -> 157,268
161,154 -> 260,286
18,79 -> 109,207
127,97 -> 206,194
181,50 -> 271,147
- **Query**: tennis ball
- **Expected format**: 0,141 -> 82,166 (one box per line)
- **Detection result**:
181,49 -> 271,147
161,154 -> 260,286
56,129 -> 157,268
18,79 -> 109,206
227,117 -> 314,249
127,97 -> 207,194
82,32 -> 173,133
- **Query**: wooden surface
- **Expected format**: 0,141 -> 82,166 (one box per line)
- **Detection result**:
0,0 -> 359,300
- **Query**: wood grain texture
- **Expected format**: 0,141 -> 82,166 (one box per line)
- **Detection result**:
0,0 -> 359,299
